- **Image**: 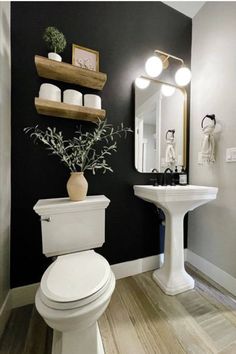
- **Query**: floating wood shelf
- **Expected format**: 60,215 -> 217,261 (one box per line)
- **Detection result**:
35,98 -> 106,123
35,56 -> 107,90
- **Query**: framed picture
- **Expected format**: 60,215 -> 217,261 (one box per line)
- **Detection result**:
72,44 -> 99,72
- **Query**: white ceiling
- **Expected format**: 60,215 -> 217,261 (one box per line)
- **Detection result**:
163,1 -> 205,18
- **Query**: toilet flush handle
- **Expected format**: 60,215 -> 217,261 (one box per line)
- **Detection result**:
41,216 -> 51,222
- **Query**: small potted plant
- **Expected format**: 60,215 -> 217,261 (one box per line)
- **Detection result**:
24,120 -> 132,201
43,26 -> 66,62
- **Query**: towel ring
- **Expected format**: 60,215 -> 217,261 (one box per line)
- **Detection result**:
166,129 -> 175,140
201,114 -> 216,128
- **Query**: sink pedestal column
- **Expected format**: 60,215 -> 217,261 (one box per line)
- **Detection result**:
134,184 -> 218,295
153,208 -> 194,295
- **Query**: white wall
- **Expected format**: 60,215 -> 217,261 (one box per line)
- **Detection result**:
0,1 -> 11,311
189,2 -> 236,278
143,123 -> 155,172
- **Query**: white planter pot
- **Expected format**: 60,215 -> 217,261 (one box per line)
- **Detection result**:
48,52 -> 62,62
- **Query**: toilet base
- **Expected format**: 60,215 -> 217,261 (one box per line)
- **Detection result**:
52,322 -> 104,354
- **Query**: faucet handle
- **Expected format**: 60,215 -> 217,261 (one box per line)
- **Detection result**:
150,178 -> 159,186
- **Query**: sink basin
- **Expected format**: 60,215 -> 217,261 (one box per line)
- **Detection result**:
134,185 -> 218,213
134,185 -> 218,295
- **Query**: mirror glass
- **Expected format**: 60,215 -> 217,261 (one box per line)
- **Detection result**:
135,77 -> 186,173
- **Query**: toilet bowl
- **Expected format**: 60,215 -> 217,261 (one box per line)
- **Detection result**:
33,196 -> 114,354
36,250 -> 115,354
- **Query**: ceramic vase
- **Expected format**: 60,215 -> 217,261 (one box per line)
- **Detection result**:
66,172 -> 88,201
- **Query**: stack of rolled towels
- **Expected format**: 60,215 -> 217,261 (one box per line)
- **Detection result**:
39,83 -> 102,109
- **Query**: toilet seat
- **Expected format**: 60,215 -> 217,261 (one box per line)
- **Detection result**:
39,250 -> 112,310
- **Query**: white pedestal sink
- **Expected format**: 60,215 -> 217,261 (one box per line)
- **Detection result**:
134,185 -> 218,295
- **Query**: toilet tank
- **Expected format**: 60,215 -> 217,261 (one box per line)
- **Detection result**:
33,196 -> 110,257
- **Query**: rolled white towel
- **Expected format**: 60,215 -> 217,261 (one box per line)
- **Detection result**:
198,124 -> 215,164
165,139 -> 176,166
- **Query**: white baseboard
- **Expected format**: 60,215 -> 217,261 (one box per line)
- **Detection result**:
111,253 -> 164,280
9,254 -> 164,309
8,249 -> 236,313
186,249 -> 236,296
11,282 -> 39,309
0,291 -> 11,338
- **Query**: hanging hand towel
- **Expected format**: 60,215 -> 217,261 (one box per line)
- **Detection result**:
198,124 -> 215,164
165,138 -> 176,166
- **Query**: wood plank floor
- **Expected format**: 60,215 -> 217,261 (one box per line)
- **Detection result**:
1,264 -> 236,354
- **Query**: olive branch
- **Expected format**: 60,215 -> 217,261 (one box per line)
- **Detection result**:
24,120 -> 132,174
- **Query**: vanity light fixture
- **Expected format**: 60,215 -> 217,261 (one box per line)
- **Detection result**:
144,49 -> 191,87
135,77 -> 150,89
145,55 -> 163,78
175,67 -> 192,87
161,84 -> 175,97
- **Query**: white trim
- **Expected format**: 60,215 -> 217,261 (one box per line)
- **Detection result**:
186,249 -> 236,296
9,255 -> 164,310
111,254 -> 164,280
8,249 -> 236,312
0,291 -> 11,338
11,282 -> 39,309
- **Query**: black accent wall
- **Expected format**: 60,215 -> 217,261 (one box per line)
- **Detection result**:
11,2 -> 192,288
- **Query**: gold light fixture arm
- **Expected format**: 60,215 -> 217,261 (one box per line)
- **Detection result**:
154,49 -> 184,65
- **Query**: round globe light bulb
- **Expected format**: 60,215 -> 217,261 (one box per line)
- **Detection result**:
145,56 -> 163,78
135,77 -> 150,89
175,67 -> 192,87
161,84 -> 175,97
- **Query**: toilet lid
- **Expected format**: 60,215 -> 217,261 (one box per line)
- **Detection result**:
40,250 -> 111,305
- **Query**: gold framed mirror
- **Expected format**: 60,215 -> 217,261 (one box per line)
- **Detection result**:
135,77 -> 187,173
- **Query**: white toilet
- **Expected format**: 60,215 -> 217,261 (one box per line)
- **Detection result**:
33,195 -> 115,354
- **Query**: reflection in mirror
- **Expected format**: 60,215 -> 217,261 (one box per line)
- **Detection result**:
135,77 -> 186,173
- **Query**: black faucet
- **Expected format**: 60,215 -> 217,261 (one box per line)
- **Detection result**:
150,168 -> 159,186
162,168 -> 175,186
